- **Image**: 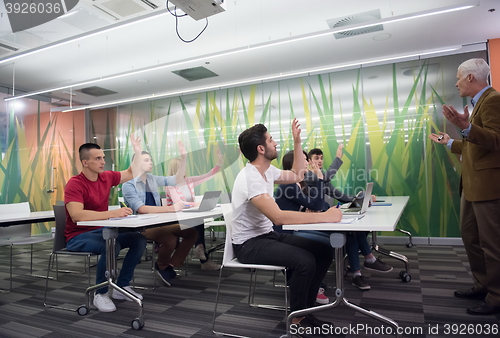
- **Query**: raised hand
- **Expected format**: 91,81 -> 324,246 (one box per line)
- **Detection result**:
291,118 -> 302,144
178,140 -> 187,157
216,148 -> 224,167
443,104 -> 470,130
309,161 -> 323,180
130,134 -> 142,154
336,144 -> 344,159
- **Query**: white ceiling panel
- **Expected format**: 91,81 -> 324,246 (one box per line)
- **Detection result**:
0,0 -> 498,113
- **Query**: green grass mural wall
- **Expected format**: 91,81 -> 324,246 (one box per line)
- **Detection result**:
4,51 -> 487,237
106,58 -> 466,238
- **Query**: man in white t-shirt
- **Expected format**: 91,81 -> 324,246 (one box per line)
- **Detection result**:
231,119 -> 342,337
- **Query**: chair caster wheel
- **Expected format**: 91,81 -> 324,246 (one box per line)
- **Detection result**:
399,270 -> 411,283
406,242 -> 413,248
131,318 -> 144,330
77,305 -> 89,316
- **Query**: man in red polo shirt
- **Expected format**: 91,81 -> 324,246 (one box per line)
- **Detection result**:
65,135 -> 147,313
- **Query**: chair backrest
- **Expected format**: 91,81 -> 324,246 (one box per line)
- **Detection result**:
221,203 -> 236,266
52,205 -> 68,252
0,202 -> 32,239
219,192 -> 232,204
0,202 -> 30,218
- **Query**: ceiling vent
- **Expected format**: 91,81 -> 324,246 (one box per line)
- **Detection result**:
78,86 -> 117,97
0,42 -> 19,57
172,66 -> 219,81
89,0 -> 163,20
402,63 -> 440,76
327,9 -> 383,39
0,42 -> 19,52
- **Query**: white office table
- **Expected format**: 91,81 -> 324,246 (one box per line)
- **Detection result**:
282,196 -> 409,338
77,207 -> 223,330
0,211 -> 55,227
0,210 -> 55,291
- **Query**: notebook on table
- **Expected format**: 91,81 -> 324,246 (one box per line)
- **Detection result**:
183,191 -> 222,212
341,182 -> 373,216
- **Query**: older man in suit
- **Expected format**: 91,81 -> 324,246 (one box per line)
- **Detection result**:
430,58 -> 500,315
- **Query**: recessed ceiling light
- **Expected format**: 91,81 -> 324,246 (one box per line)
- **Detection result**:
136,79 -> 149,83
373,33 -> 391,41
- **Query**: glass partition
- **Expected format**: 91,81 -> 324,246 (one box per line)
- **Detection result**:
0,49 -> 488,238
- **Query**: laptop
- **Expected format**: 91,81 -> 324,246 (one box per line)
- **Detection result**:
342,182 -> 373,216
183,191 -> 222,212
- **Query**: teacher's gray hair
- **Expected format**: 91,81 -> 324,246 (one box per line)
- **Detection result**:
458,58 -> 490,83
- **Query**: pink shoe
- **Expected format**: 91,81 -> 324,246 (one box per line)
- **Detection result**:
316,287 -> 329,304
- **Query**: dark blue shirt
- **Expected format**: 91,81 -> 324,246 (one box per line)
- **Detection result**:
273,179 -> 329,233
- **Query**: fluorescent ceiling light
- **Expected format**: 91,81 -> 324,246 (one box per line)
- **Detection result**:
3,1 -> 477,102
60,46 -> 461,113
59,10 -> 78,19
0,9 -> 171,66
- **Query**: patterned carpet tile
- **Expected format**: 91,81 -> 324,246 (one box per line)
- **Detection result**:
1,242 -> 500,337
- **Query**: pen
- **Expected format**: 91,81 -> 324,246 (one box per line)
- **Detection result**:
120,201 -> 128,208
336,202 -> 341,208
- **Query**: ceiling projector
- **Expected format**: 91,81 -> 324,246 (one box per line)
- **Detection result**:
169,0 -> 225,21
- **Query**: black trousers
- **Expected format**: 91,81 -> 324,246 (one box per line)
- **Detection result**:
234,231 -> 333,312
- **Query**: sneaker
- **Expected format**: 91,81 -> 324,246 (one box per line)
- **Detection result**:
201,259 -> 221,270
291,316 -> 327,338
167,266 -> 177,279
155,263 -> 172,286
112,286 -> 143,301
93,293 -> 116,312
316,287 -> 329,304
194,245 -> 207,261
351,275 -> 371,290
363,257 -> 393,273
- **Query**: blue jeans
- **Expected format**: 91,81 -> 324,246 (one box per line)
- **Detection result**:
346,231 -> 372,271
66,228 -> 147,294
294,230 -> 372,272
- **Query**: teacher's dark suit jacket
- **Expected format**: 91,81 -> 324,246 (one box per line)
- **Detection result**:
450,87 -> 500,201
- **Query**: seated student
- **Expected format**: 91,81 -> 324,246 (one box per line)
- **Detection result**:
303,146 -> 393,290
275,151 -> 330,222
122,145 -> 198,286
165,150 -> 224,270
65,137 -> 147,313
232,119 -> 341,337
274,150 -> 332,304
305,146 -> 353,203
